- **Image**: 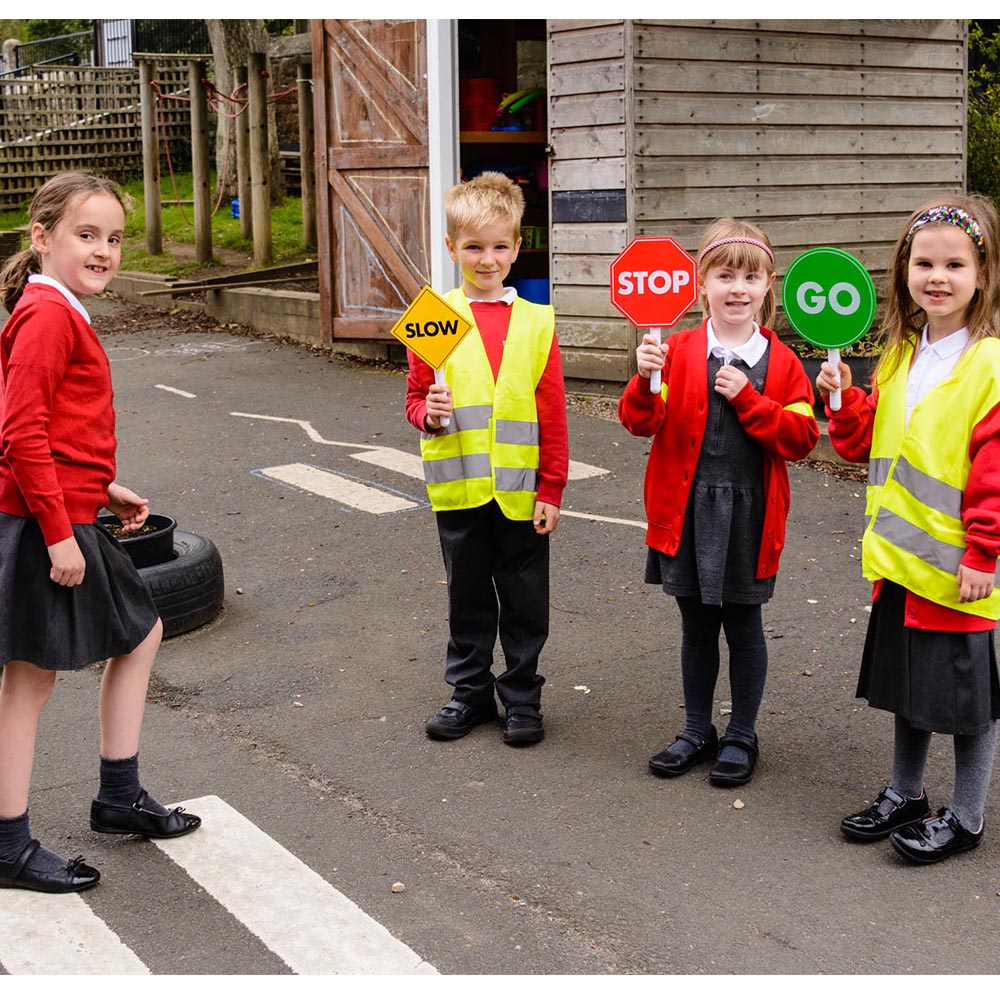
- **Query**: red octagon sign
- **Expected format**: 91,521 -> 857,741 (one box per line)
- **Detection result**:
609,237 -> 698,328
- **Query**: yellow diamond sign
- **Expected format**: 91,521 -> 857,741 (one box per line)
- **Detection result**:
389,286 -> 472,371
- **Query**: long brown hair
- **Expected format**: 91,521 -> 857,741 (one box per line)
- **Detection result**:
696,218 -> 777,330
0,172 -> 127,314
877,193 -> 1000,384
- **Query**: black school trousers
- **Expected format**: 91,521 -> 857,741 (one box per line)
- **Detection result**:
436,500 -> 548,712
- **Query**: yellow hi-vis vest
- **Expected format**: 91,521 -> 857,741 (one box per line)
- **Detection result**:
863,337 -> 1000,617
419,289 -> 555,519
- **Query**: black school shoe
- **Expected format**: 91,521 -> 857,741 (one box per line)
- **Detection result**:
503,708 -> 545,746
840,787 -> 930,842
90,789 -> 201,839
425,699 -> 499,739
649,726 -> 719,777
709,734 -> 759,787
890,808 -> 984,864
0,840 -> 100,894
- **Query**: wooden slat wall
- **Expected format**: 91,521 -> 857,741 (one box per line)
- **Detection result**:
547,19 -> 967,382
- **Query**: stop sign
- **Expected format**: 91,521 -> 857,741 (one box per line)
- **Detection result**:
609,237 -> 698,328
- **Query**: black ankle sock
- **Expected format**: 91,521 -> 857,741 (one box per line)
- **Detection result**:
0,811 -> 70,873
97,755 -> 170,816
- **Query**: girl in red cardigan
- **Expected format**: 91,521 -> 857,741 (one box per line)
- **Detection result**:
619,218 -> 818,787
818,195 -> 1000,864
0,173 -> 200,896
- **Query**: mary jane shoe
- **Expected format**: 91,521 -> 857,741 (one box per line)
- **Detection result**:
649,726 -> 718,777
0,840 -> 100,894
890,808 -> 984,865
90,789 -> 201,839
840,787 -> 930,842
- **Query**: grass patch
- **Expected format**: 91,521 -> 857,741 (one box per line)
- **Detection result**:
0,172 -> 313,278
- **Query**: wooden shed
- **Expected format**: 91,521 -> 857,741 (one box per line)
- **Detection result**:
311,19 -> 967,381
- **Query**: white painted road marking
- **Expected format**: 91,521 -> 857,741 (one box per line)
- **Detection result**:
256,463 -> 423,513
562,510 -> 646,528
155,384 -> 197,398
156,796 -> 437,975
0,890 -> 150,975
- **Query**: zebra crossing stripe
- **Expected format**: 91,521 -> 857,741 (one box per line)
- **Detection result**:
0,891 -> 150,975
255,463 -> 424,514
153,796 -> 437,975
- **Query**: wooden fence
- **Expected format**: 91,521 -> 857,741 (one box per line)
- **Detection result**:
0,58 -> 193,210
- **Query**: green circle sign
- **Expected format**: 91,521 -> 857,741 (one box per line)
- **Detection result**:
781,247 -> 877,350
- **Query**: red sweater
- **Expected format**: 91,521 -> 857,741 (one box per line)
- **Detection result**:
405,297 -> 569,508
0,283 -> 116,545
619,321 -> 819,579
826,382 -> 1000,631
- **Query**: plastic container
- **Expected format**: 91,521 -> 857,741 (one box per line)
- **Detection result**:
231,198 -> 240,219
460,76 -> 500,131
510,278 -> 550,305
98,514 -> 177,570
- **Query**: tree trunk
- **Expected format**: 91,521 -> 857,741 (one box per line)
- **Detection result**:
205,19 -> 282,205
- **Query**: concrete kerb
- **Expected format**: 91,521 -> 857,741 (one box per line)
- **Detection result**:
107,270 -> 859,468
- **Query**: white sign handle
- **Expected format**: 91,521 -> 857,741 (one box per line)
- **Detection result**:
827,348 -> 842,412
649,328 -> 662,394
434,368 -> 451,428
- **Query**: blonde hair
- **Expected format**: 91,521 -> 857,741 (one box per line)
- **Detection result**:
445,171 -> 524,242
696,218 -> 777,329
1,172 -> 128,314
877,193 -> 1000,384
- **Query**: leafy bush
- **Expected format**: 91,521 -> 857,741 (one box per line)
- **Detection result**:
968,21 -> 1000,206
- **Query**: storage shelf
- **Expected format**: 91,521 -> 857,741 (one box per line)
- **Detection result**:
460,131 -> 546,144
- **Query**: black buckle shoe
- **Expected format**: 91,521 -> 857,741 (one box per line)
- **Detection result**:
0,840 -> 100,894
841,787 -> 930,842
709,733 -> 759,787
503,709 -> 544,746
90,789 -> 201,839
425,699 -> 498,740
890,808 -> 984,864
649,726 -> 719,777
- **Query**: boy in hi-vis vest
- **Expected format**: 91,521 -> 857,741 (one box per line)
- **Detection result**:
405,172 -> 568,745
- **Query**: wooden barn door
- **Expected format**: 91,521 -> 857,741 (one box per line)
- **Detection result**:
312,19 -> 430,342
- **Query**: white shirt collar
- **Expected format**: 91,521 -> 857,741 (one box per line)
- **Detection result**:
27,274 -> 90,323
465,287 -> 518,306
919,323 -> 969,360
706,318 -> 767,367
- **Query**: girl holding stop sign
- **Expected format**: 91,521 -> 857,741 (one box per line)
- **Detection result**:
619,218 -> 819,788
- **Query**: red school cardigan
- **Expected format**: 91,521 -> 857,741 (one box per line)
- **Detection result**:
618,321 -> 819,580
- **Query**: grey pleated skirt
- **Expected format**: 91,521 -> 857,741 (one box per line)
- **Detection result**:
0,512 -> 159,671
857,579 -> 1000,735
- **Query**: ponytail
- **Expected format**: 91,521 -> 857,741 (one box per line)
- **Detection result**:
1,247 -> 40,315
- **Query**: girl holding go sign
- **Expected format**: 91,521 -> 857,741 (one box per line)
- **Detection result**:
818,194 -> 1000,864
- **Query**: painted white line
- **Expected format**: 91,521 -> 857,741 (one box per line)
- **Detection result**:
351,446 -> 425,479
232,412 -> 369,449
257,463 -> 422,514
568,459 -> 608,480
0,890 -> 150,975
155,796 -> 436,975
562,509 -> 647,528
156,384 -> 197,398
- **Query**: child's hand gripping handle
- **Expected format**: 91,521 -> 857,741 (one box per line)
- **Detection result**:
434,369 -> 450,428
649,328 -> 662,394
827,348 -> 841,411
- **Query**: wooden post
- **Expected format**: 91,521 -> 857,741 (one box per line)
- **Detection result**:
235,65 -> 252,241
139,59 -> 161,256
189,60 -> 212,265
297,58 -> 316,251
248,50 -> 272,267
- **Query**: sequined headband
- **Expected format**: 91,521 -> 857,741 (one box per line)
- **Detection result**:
698,236 -> 775,266
906,206 -> 987,259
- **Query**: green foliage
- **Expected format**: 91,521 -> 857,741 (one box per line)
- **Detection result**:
968,21 -> 1000,207
24,19 -> 91,41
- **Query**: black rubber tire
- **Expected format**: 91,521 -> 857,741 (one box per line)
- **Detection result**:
138,531 -> 224,639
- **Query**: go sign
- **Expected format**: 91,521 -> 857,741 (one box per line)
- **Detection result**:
609,237 -> 698,329
781,247 -> 876,350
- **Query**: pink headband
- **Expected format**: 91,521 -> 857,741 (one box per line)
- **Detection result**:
698,236 -> 775,266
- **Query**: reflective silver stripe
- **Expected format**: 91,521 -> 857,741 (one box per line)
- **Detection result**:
495,419 -> 539,446
423,453 -> 491,485
889,456 -> 963,519
496,467 -> 537,493
869,457 -> 892,487
872,509 -> 1000,584
450,404 -> 492,433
